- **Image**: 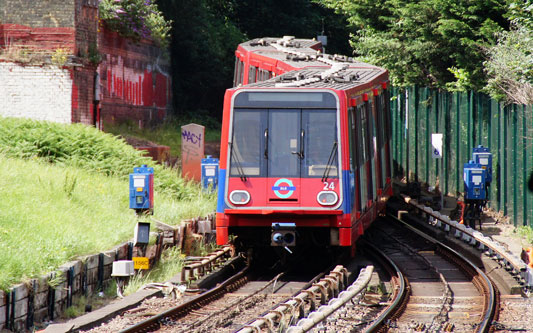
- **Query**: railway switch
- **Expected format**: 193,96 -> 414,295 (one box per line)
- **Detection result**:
129,165 -> 154,214
201,156 -> 219,192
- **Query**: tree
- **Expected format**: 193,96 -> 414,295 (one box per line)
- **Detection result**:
156,0 -> 245,118
314,0 -> 509,90
155,0 -> 353,117
484,0 -> 533,104
227,0 -> 352,55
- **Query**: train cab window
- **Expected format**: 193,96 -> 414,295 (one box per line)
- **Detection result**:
268,110 -> 301,177
230,110 -> 266,176
303,110 -> 338,177
231,92 -> 339,179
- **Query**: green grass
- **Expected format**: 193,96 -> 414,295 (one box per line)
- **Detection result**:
515,226 -> 533,247
103,115 -> 221,157
0,117 -> 203,201
0,116 -> 217,290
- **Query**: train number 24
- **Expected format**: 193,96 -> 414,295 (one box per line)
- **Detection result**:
323,182 -> 335,190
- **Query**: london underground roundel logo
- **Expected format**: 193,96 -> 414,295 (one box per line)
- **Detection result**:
272,178 -> 296,199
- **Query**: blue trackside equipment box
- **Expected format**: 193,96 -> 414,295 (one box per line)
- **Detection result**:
201,156 -> 219,191
129,165 -> 154,212
464,161 -> 486,200
472,145 -> 492,184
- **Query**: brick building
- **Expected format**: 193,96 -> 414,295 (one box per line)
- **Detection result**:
0,0 -> 171,127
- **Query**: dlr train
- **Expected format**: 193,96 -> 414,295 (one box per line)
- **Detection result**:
216,36 -> 392,256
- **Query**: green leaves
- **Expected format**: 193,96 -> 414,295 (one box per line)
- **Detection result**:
99,0 -> 172,48
484,24 -> 533,104
0,117 -> 198,200
315,0 -> 509,90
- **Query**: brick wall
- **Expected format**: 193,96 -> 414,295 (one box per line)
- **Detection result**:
0,0 -> 76,27
0,0 -> 171,127
98,27 -> 171,127
74,0 -> 98,59
0,63 -> 72,123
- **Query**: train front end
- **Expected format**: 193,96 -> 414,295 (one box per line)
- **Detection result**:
216,89 -> 351,253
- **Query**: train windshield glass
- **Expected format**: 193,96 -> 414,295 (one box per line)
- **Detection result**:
230,108 -> 338,178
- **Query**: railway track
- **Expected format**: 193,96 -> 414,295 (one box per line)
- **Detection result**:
363,215 -> 498,332
115,260 -> 373,333
78,198 -> 518,332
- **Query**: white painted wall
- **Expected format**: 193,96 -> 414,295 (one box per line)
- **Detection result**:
0,62 -> 72,123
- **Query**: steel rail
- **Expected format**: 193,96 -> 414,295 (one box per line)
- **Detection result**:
401,194 -> 532,290
236,265 -> 349,333
361,240 -> 408,333
286,265 -> 374,333
388,213 -> 497,333
119,257 -> 248,333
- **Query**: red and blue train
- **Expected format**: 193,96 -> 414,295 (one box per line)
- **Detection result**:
216,37 -> 392,256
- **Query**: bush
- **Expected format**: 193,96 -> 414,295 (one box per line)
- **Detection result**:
0,117 -> 198,200
99,0 -> 172,48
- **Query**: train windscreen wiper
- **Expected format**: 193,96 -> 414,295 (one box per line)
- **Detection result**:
230,142 -> 247,182
321,141 -> 338,183
264,129 -> 269,159
291,129 -> 305,159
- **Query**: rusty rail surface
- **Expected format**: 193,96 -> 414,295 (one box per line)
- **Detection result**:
361,240 -> 408,333
389,214 -> 498,333
401,194 -> 532,290
119,255 -> 247,333
236,265 -> 350,333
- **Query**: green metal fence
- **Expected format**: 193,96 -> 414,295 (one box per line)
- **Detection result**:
390,86 -> 533,228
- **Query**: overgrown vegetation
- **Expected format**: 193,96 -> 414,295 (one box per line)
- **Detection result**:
0,117 -> 203,201
104,115 -> 221,158
99,0 -> 172,48
0,117 -> 216,290
156,0 -> 351,119
483,1 -> 533,104
484,24 -> 533,105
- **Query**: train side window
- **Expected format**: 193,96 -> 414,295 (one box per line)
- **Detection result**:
349,108 -> 361,212
234,58 -> 244,87
233,58 -> 239,87
376,92 -> 387,186
249,66 -> 257,84
367,99 -> 377,199
357,105 -> 368,210
259,69 -> 267,81
382,88 -> 392,178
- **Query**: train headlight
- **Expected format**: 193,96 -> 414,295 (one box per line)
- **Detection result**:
317,191 -> 338,206
229,190 -> 251,205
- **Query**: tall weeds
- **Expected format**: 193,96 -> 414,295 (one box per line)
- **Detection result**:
0,117 -> 199,200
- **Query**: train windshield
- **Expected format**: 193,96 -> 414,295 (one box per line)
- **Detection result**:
230,108 -> 338,178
